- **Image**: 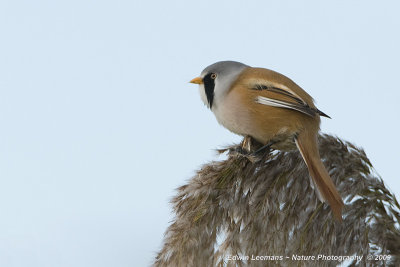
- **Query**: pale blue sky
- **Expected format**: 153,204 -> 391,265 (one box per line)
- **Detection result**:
0,1 -> 399,266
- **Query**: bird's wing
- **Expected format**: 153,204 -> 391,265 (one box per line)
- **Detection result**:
252,84 -> 330,118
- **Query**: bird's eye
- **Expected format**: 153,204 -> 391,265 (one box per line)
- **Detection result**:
210,73 -> 217,79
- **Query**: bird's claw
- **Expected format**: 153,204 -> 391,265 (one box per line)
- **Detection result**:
228,146 -> 263,162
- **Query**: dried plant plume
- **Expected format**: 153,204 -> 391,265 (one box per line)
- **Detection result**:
154,134 -> 400,267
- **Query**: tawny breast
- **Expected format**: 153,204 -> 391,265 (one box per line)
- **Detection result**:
213,67 -> 320,147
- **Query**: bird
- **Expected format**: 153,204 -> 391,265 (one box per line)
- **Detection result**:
190,61 -> 344,221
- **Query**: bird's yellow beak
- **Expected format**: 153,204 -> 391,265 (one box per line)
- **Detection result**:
189,77 -> 203,84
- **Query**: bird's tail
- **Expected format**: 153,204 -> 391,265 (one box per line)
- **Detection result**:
295,130 -> 344,221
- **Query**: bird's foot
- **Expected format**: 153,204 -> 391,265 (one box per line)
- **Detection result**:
228,146 -> 260,162
223,136 -> 276,162
227,136 -> 265,162
250,141 -> 277,156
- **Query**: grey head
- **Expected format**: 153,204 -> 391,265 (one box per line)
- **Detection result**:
197,61 -> 249,109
